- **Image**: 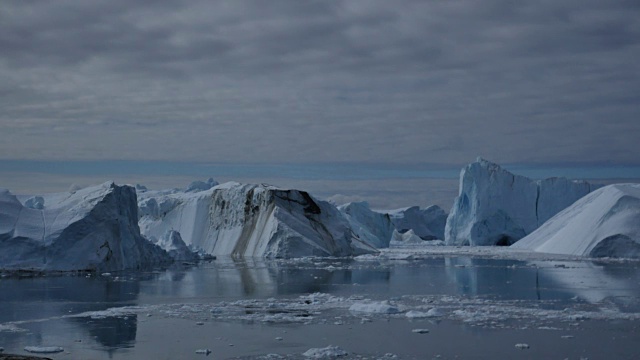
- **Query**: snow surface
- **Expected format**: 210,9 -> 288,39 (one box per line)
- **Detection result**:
512,184 -> 640,259
139,182 -> 377,258
0,182 -> 171,271
445,158 -> 596,246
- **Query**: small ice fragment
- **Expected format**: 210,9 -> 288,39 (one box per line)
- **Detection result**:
561,335 -> 574,339
349,301 -> 399,314
196,322 -> 204,325
101,273 -> 112,277
303,345 -> 348,358
515,343 -> 530,349
405,310 -> 429,319
275,337 -> 283,341
411,329 -> 429,334
195,348 -> 212,355
24,346 -> 64,353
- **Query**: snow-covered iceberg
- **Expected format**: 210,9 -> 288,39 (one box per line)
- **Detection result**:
511,184 -> 640,259
0,182 -> 171,272
139,182 -> 377,258
337,202 -> 394,248
386,205 -> 447,240
445,158 -> 596,246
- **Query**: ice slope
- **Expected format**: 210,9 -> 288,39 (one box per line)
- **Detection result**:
0,182 -> 171,271
386,205 -> 447,240
138,182 -> 376,258
512,184 -> 640,259
337,202 -> 394,248
445,158 -> 596,246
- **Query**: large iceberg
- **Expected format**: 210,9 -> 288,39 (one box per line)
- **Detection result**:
445,158 -> 596,246
138,182 -> 377,258
0,182 -> 171,272
512,184 -> 640,259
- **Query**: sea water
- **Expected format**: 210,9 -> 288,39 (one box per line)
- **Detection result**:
1,255 -> 639,359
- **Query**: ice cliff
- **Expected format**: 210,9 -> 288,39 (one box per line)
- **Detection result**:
138,182 -> 377,258
0,182 -> 171,272
512,184 -> 640,259
445,158 -> 596,246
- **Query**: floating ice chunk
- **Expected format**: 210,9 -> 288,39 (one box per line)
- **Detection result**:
426,308 -> 445,317
303,345 -> 348,358
349,301 -> 400,314
24,346 -> 64,353
411,329 -> 430,334
353,254 -> 380,261
405,310 -> 429,319
515,343 -> 530,349
195,348 -> 212,355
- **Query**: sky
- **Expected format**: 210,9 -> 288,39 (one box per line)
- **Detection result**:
1,0 -> 640,208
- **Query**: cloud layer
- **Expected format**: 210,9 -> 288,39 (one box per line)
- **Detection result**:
1,0 -> 639,165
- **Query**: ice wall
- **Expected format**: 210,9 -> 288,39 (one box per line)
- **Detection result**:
445,158 -> 595,246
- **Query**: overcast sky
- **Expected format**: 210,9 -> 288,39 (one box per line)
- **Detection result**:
2,1 -> 640,206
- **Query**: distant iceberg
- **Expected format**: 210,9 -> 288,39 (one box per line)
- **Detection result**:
512,184 -> 640,259
386,205 -> 447,240
445,158 -> 596,246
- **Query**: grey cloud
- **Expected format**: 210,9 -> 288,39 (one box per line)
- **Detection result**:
0,0 -> 639,166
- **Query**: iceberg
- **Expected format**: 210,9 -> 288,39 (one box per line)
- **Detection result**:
0,182 -> 171,272
139,182 -> 377,258
337,202 -> 447,248
511,184 -> 640,259
386,205 -> 447,240
150,230 -> 198,261
337,202 -> 394,248
445,158 -> 596,246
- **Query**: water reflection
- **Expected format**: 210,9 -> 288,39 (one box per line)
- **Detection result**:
1,256 -> 639,355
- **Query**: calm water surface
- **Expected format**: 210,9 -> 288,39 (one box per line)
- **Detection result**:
1,256 -> 639,359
